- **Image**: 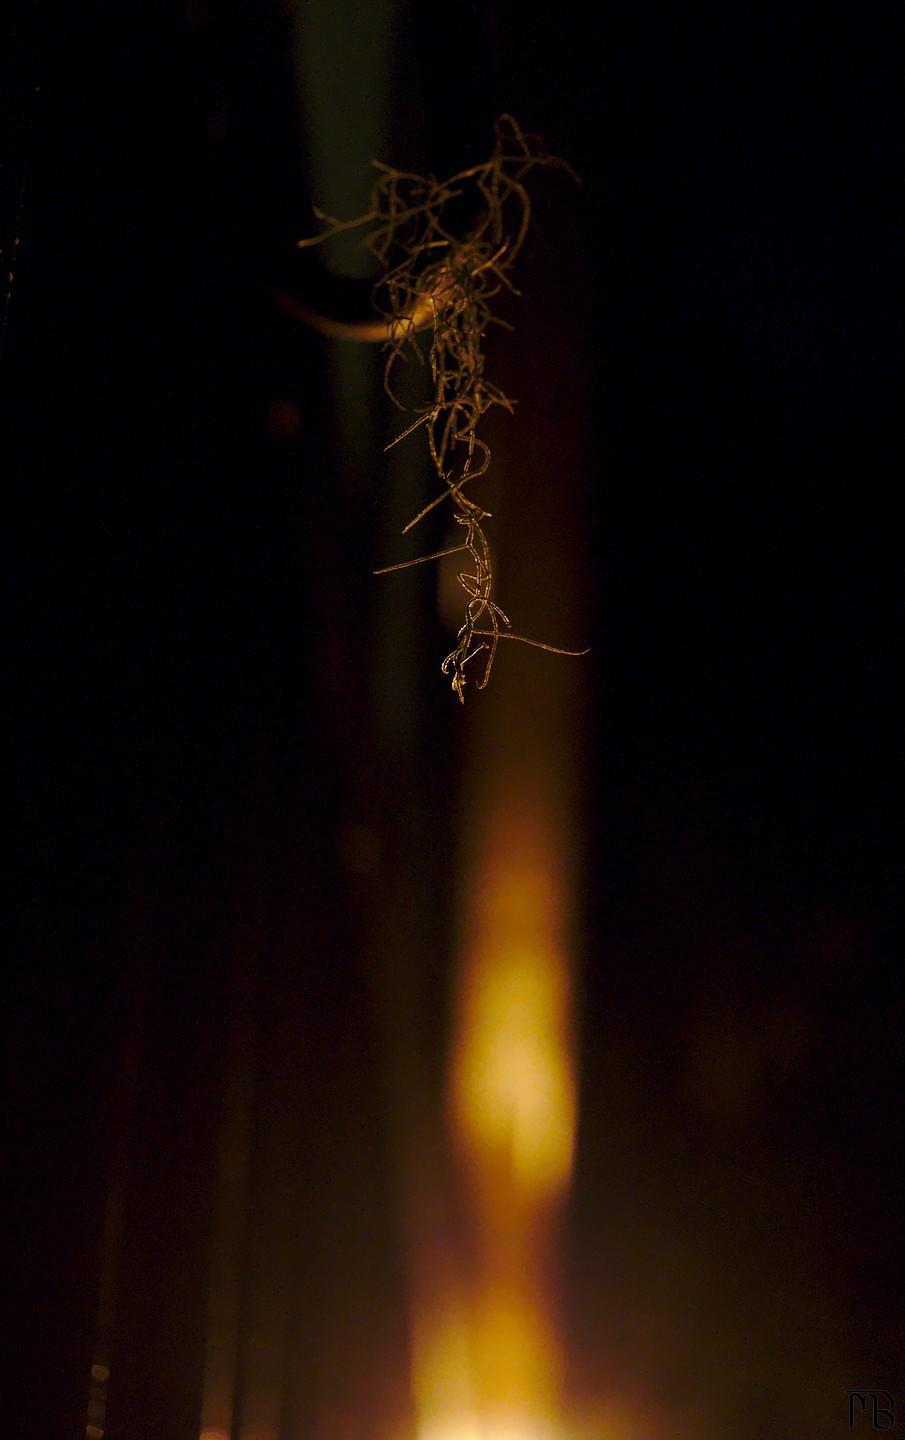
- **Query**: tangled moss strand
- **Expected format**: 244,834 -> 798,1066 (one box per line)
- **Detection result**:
299,116 -> 587,701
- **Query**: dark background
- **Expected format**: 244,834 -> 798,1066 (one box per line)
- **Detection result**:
3,3 -> 901,1437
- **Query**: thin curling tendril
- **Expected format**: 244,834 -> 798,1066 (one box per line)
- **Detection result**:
298,114 -> 589,702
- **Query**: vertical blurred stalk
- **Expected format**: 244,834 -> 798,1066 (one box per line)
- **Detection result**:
84,894 -> 150,1440
0,3 -> 36,363
202,8 -> 404,1439
291,0 -> 399,491
199,932 -> 255,1440
418,280 -> 589,1436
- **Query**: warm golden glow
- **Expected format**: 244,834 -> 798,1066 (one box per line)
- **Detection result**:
450,811 -> 576,1207
418,1421 -> 556,1440
412,804 -> 577,1440
451,932 -> 574,1198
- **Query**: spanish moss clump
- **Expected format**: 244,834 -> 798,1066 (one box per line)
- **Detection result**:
299,114 -> 588,702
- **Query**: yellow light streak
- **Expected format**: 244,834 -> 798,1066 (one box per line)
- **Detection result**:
412,805 -> 577,1440
450,810 -> 577,1209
